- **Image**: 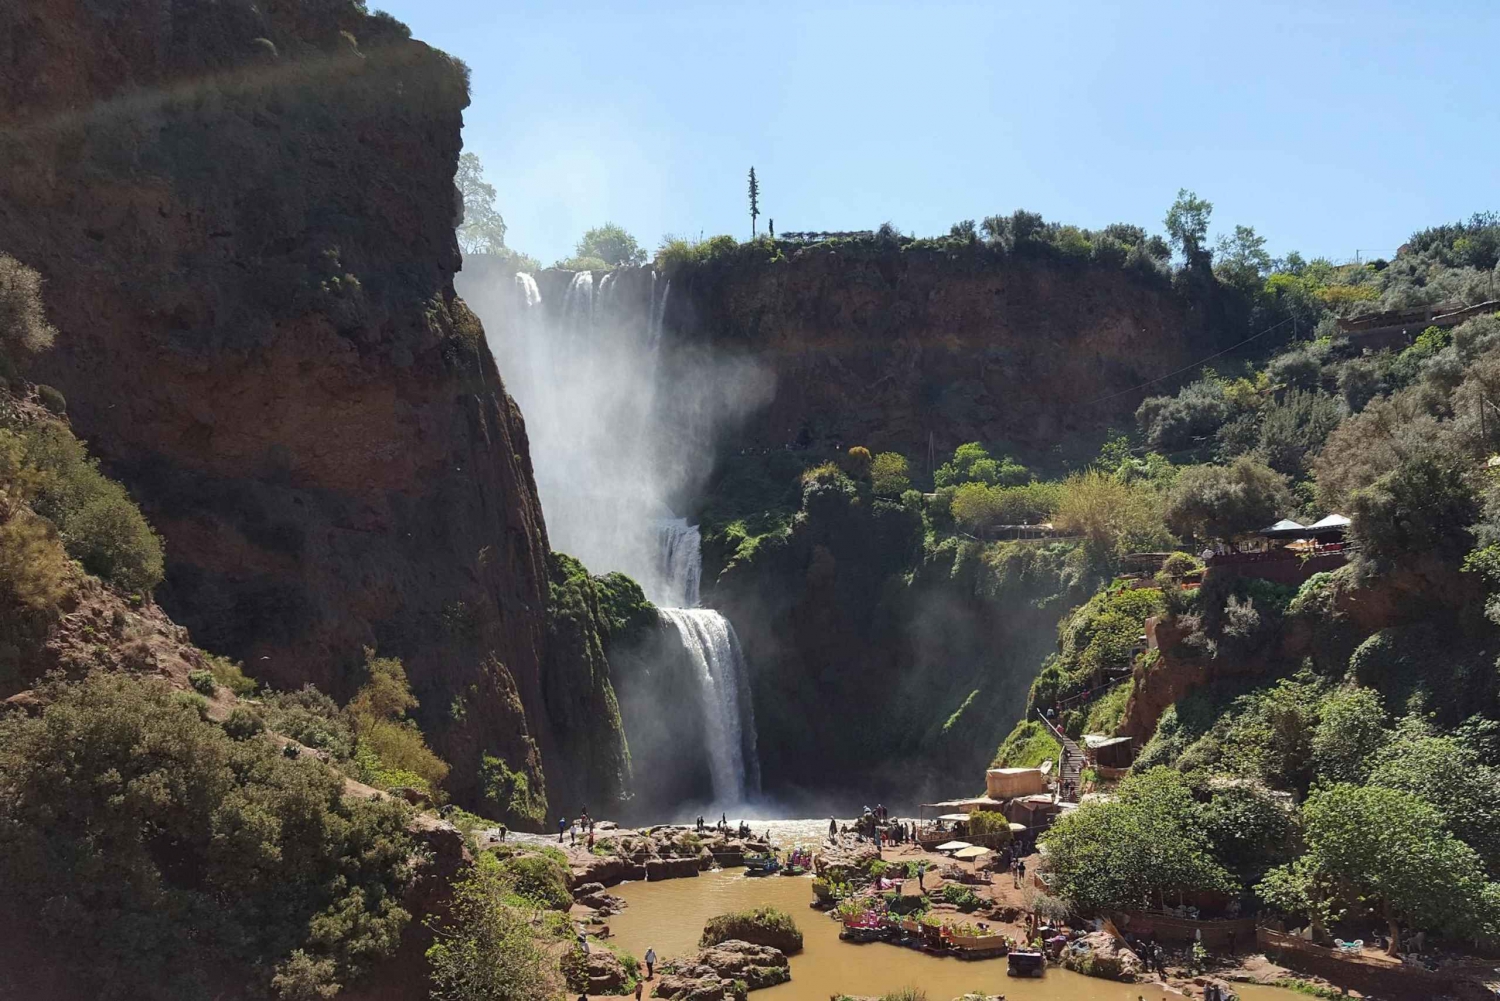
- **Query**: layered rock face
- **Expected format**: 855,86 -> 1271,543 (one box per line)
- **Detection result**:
0,0 -> 621,813
665,249 -> 1212,457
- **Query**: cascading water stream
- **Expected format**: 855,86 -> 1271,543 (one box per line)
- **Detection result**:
495,267 -> 761,806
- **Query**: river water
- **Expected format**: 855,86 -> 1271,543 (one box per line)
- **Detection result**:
605,868 -> 1303,1001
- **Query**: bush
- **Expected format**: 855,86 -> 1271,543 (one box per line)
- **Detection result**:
0,253 -> 57,372
870,452 -> 911,496
941,883 -> 981,911
188,668 -> 217,695
1164,458 -> 1291,544
1349,456 -> 1478,562
496,852 -> 572,911
700,906 -> 803,953
0,672 -> 415,1000
204,652 -> 257,696
263,684 -> 356,760
426,854 -> 563,1001
222,706 -> 266,740
934,442 -> 1029,489
0,505 -> 70,611
1053,471 -> 1172,556
348,649 -> 451,795
991,720 -> 1062,768
20,421 -> 164,593
35,384 -> 65,414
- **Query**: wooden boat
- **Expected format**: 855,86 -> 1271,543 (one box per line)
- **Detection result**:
1007,949 -> 1046,976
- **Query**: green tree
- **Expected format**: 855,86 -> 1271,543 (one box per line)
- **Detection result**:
1258,784 -> 1500,954
933,442 -> 1029,488
1041,767 -> 1237,912
426,854 -> 563,1001
748,166 -> 760,238
869,452 -> 911,496
1348,456 -> 1478,562
1164,458 -> 1291,544
455,152 -> 509,255
1310,686 -> 1390,784
1369,718 -> 1500,877
573,223 -> 646,268
1053,470 -> 1173,555
1165,188 -> 1213,263
0,672 -> 415,1000
1214,224 -> 1273,288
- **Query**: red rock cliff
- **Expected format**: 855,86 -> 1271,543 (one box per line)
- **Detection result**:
0,0 -> 570,812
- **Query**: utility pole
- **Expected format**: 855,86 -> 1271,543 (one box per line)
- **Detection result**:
748,167 -> 760,239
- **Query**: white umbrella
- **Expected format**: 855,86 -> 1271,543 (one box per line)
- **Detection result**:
953,845 -> 990,859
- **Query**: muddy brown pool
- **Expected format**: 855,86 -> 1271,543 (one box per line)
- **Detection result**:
605,868 -> 1302,1000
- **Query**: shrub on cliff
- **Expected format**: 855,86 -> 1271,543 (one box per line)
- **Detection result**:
870,451 -> 911,495
950,480 -> 1062,532
18,420 -> 164,593
1054,470 -> 1172,557
263,684 -> 357,760
933,442 -> 1030,489
0,253 -> 57,377
496,851 -> 572,911
1348,455 -> 1478,564
426,853 -> 565,1001
700,906 -> 803,953
991,719 -> 1061,768
0,671 -> 417,1000
349,648 -> 451,797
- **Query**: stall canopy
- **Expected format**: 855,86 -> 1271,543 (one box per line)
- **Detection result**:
935,840 -> 973,852
953,846 -> 990,859
1259,518 -> 1308,538
937,813 -> 972,823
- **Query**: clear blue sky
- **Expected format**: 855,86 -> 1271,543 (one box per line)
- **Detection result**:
375,0 -> 1499,268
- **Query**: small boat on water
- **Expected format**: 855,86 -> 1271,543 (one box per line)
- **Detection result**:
744,853 -> 781,876
1007,949 -> 1046,977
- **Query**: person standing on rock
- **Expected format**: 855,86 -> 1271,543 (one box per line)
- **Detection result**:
644,946 -> 656,979
917,860 -> 927,890
558,816 -> 567,843
828,817 -> 837,841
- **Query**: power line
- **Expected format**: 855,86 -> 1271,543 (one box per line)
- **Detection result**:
1079,316 -> 1295,409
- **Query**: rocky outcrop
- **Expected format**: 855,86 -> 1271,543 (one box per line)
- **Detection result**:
690,941 -> 790,990
656,941 -> 789,998
0,0 -> 625,818
1061,931 -> 1144,981
663,248 -> 1214,458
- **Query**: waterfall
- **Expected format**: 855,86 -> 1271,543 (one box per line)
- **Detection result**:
457,261 -> 771,809
658,607 -> 761,805
656,518 -> 702,608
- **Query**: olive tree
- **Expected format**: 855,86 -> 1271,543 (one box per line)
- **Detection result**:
1164,457 -> 1291,544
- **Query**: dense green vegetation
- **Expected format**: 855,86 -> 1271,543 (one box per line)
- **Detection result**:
699,905 -> 804,953
0,671 -> 418,1000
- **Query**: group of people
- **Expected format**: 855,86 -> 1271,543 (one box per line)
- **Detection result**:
1009,855 -> 1028,887
828,806 -> 915,846
558,807 -> 596,849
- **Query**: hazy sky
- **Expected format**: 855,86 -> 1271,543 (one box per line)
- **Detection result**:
374,0 -> 1498,268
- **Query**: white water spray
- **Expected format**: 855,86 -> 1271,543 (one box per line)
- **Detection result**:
463,263 -> 771,806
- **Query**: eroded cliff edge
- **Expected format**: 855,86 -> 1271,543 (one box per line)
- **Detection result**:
0,0 -> 624,815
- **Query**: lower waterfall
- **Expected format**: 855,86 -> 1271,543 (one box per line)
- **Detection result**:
657,607 -> 761,806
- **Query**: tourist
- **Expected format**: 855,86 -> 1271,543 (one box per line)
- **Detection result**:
828,817 -> 837,840
917,860 -> 926,889
570,821 -> 577,846
635,977 -> 644,1000
645,946 -> 656,979
558,816 -> 567,843
1018,858 -> 1027,884
587,828 -> 595,850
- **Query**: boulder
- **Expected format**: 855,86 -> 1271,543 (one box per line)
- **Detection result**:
647,856 -> 701,881
572,880 -> 606,900
570,853 -> 625,888
621,862 -> 648,881
583,950 -> 628,993
692,940 -> 790,991
652,972 -> 746,1001
1060,930 -> 1144,982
